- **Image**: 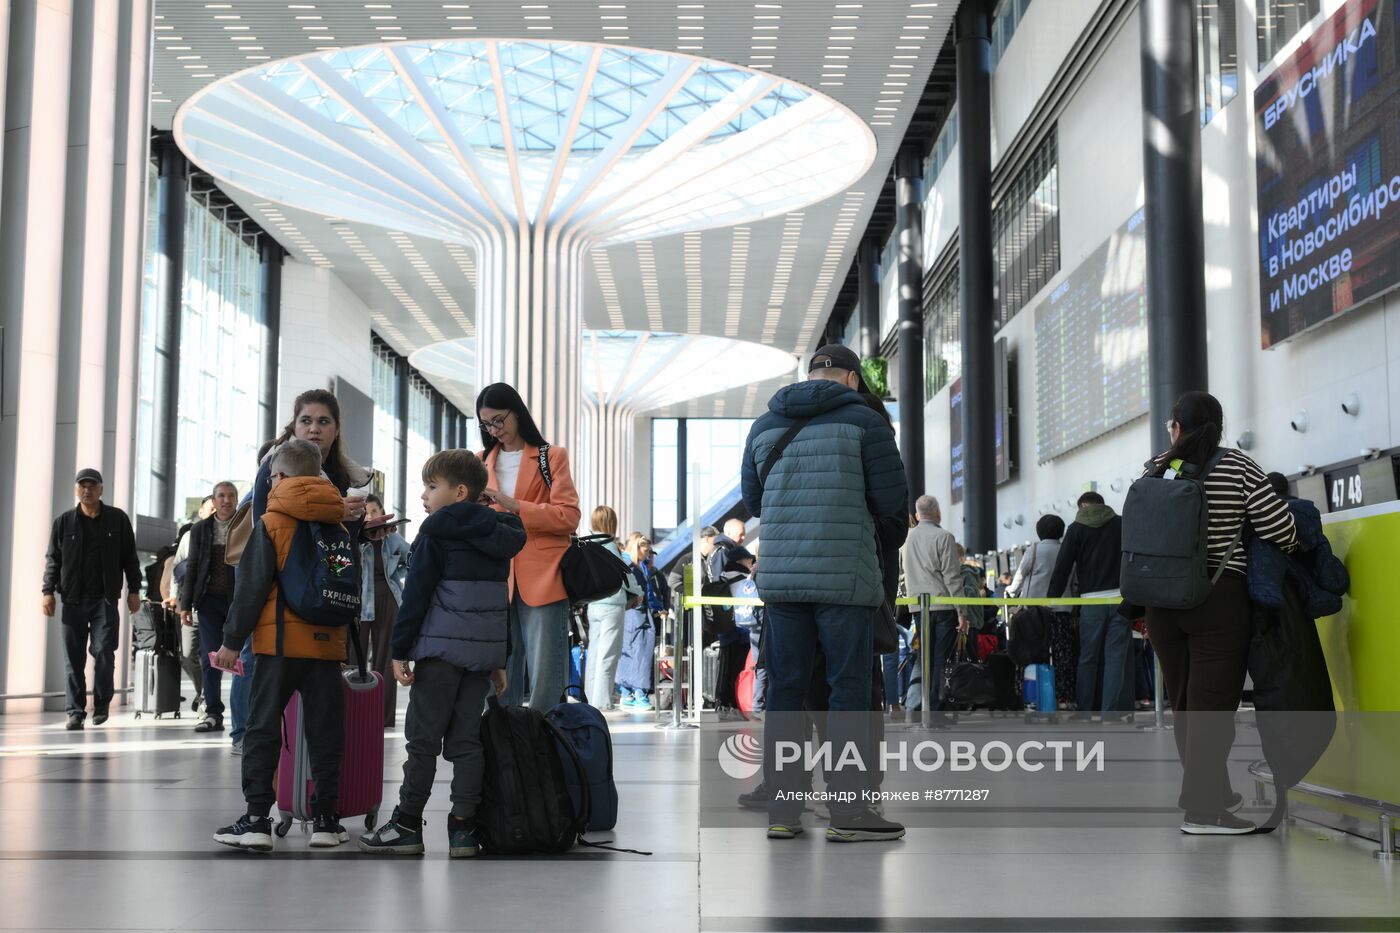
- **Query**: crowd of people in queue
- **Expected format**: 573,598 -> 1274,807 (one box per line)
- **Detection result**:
38,338 -> 1323,846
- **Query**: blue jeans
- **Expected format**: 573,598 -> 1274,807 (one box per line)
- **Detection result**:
503,595 -> 570,711
762,602 -> 873,822
881,623 -> 913,708
229,638 -> 256,743
750,625 -> 767,713
196,594 -> 231,720
1077,605 -> 1134,714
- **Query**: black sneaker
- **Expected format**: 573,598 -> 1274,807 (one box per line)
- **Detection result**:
310,813 -> 349,848
64,714 -> 84,731
738,783 -> 770,810
447,815 -> 479,859
214,814 -> 274,851
1226,791 -> 1244,813
92,708 -> 109,726
1181,811 -> 1256,835
358,808 -> 425,855
826,809 -> 907,843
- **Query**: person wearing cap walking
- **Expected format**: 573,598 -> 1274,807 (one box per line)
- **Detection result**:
741,344 -> 908,843
42,469 -> 143,730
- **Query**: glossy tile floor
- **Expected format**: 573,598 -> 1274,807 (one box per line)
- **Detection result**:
0,695 -> 1395,933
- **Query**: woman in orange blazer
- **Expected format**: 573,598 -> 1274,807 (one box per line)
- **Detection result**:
477,383 -> 582,711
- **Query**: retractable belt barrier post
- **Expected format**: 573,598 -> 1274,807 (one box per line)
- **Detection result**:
918,594 -> 930,731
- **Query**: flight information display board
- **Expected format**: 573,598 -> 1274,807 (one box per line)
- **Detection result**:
1034,209 -> 1149,463
1256,0 -> 1400,347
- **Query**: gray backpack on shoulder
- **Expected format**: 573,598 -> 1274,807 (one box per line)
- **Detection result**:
1119,448 -> 1243,611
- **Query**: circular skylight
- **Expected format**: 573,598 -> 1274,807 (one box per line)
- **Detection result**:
174,38 -> 876,245
409,330 -> 796,413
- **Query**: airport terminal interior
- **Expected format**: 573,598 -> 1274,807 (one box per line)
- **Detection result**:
1,0 -> 1399,930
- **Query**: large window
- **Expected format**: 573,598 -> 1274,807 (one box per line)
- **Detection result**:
1199,0 -> 1239,124
990,0 -> 1033,72
649,418 -> 755,541
923,257 -> 961,402
923,106 -> 959,192
403,374 -> 436,538
992,130 -> 1059,329
1257,0 -> 1321,68
136,165 -> 160,517
650,419 -> 679,540
371,338 -> 402,516
137,171 -> 266,520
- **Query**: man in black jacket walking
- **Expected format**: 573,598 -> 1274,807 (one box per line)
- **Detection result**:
42,469 -> 142,730
1048,492 -> 1130,721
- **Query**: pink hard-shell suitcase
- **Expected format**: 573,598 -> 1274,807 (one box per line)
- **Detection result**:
274,662 -> 385,837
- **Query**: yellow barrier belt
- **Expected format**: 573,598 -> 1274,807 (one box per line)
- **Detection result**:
681,595 -> 1120,609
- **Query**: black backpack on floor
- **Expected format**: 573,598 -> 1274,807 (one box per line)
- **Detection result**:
478,697 -> 585,855
1008,606 -> 1054,666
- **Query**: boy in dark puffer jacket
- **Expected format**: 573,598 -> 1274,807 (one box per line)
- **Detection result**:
359,449 -> 526,858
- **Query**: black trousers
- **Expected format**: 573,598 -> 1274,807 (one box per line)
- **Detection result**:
714,639 -> 750,709
1146,573 -> 1250,816
60,596 -> 119,717
241,655 -> 345,819
399,659 -> 492,820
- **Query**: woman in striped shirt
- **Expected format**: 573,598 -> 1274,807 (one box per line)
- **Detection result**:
1145,391 -> 1297,835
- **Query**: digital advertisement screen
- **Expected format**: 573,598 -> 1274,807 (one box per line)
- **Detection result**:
1256,0 -> 1400,347
1034,209 -> 1149,464
950,377 -> 964,505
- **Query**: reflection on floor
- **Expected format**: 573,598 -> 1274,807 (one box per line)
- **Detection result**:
0,704 -> 1394,932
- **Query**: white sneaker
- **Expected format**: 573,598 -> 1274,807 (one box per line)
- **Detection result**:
310,814 -> 350,847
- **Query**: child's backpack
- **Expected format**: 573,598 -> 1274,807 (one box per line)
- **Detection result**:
277,520 -> 361,627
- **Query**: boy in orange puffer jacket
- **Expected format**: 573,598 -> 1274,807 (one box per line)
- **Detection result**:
212,438 -> 355,852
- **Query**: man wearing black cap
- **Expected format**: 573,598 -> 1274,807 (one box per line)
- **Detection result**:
42,469 -> 142,730
741,344 -> 908,843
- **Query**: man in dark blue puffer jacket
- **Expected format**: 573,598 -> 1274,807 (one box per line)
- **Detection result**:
741,344 -> 908,844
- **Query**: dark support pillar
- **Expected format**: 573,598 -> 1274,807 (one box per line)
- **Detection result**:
858,237 -> 881,359
1140,0 -> 1209,454
895,146 -> 925,513
431,392 -> 444,451
395,361 -> 409,514
676,417 -> 688,531
957,0 -> 997,554
152,140 -> 186,521
445,405 -> 457,449
258,237 -> 283,445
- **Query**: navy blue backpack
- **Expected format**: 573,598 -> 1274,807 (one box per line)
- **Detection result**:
546,696 -> 618,833
278,520 -> 361,627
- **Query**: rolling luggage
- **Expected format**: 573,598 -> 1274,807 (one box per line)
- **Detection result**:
986,652 -> 1021,711
735,648 -> 757,714
133,648 -> 182,718
701,644 -> 720,705
567,645 -> 586,700
1022,662 -> 1058,723
275,651 -> 385,836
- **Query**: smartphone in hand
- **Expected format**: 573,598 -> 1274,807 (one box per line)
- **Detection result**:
208,651 -> 244,676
